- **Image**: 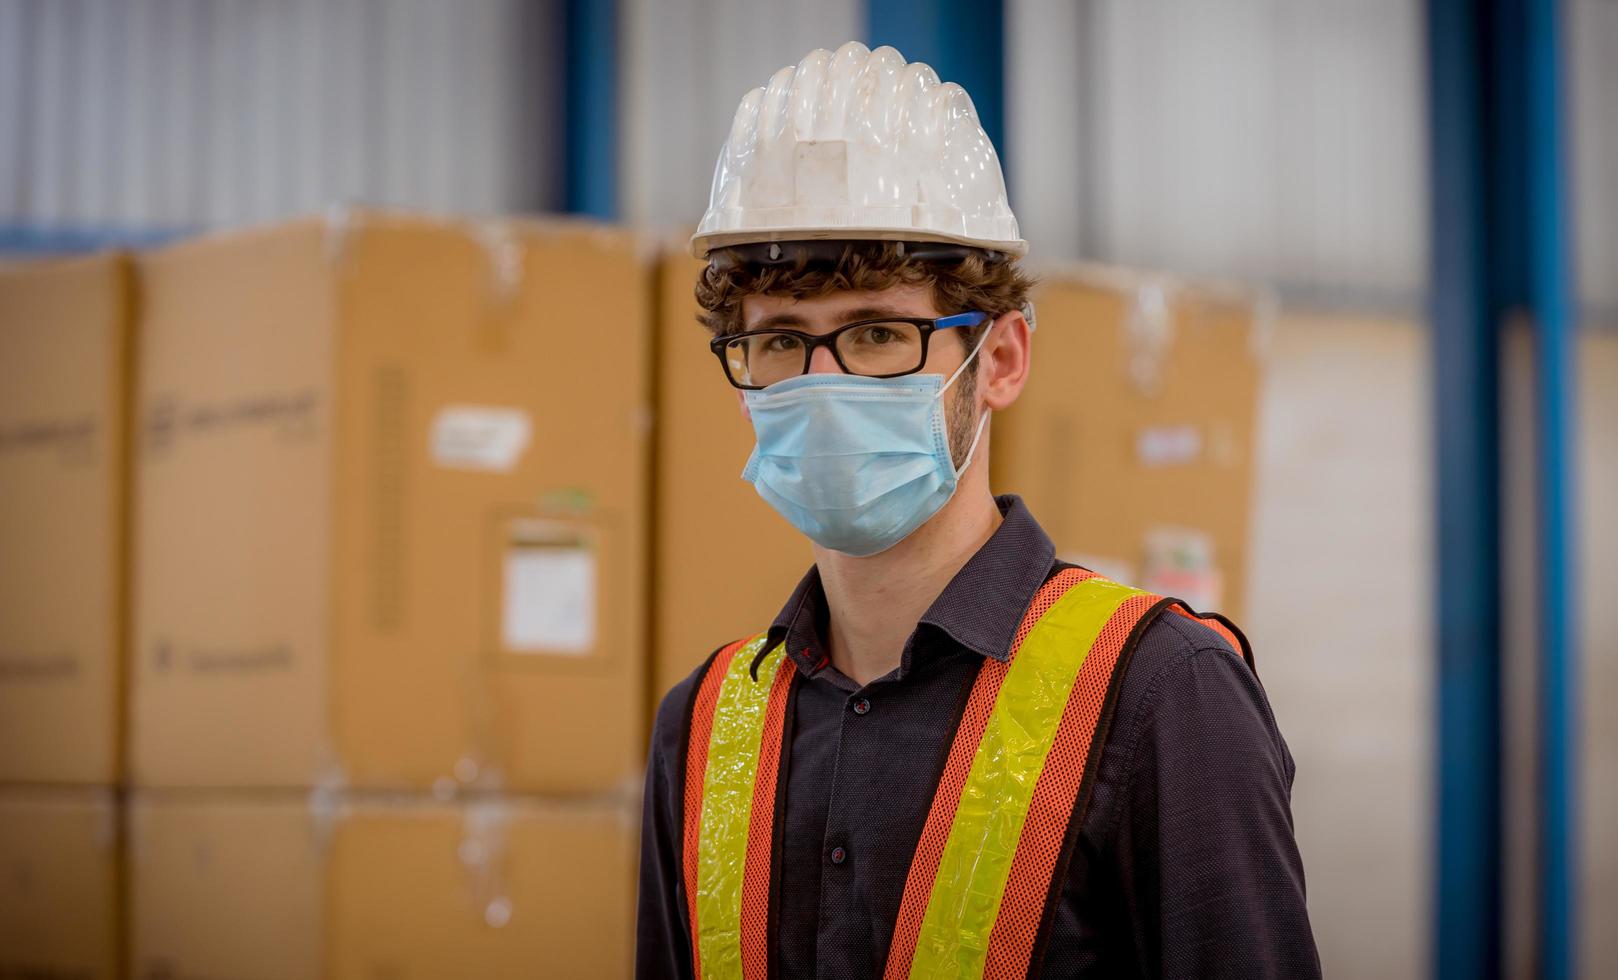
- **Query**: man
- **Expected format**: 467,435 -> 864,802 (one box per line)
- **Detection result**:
638,43 -> 1319,979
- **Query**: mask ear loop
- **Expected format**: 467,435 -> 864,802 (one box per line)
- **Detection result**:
953,407 -> 991,478
938,319 -> 996,477
939,317 -> 996,396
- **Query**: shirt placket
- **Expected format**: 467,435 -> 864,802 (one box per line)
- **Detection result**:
811,631 -> 940,978
813,672 -> 883,977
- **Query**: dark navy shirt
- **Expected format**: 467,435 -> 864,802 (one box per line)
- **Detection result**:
637,496 -> 1320,979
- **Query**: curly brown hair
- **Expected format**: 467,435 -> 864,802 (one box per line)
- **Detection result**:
694,241 -> 1036,349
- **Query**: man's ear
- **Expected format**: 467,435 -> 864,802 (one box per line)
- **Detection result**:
980,309 -> 1032,412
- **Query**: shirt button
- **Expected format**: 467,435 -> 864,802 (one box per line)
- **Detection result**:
852,698 -> 871,715
830,846 -> 848,865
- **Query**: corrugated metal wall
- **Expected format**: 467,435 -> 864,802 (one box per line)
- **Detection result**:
3,0 -> 1609,308
1572,0 -> 1618,313
1006,0 -> 1615,311
0,0 -> 562,233
1010,0 -> 1428,301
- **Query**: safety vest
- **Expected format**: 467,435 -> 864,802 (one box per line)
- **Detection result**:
680,567 -> 1254,979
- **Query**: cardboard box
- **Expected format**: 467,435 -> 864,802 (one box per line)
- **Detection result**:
651,253 -> 811,703
132,214 -> 652,792
0,253 -> 130,785
129,793 -> 636,980
993,267 -> 1266,619
0,788 -> 121,979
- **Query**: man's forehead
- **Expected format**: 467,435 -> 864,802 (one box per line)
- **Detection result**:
741,284 -> 939,329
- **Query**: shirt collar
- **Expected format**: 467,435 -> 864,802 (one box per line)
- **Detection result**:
756,495 -> 1058,679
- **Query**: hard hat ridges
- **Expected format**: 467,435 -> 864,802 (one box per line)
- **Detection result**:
712,86 -> 765,211
751,44 -> 947,153
760,65 -> 796,144
821,42 -> 867,139
894,62 -> 942,142
853,46 -> 906,142
692,41 -> 1026,259
789,49 -> 830,141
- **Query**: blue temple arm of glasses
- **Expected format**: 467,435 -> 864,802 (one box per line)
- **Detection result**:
933,311 -> 991,332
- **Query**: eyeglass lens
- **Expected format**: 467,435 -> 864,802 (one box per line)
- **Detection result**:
721,321 -> 925,387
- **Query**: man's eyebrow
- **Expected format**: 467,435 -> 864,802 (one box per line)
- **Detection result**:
838,305 -> 915,322
748,312 -> 807,331
745,306 -> 919,332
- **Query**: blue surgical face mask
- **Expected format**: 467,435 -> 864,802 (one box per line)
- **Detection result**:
740,330 -> 991,557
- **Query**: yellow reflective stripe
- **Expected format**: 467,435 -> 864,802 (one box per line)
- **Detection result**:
910,577 -> 1146,978
694,635 -> 781,980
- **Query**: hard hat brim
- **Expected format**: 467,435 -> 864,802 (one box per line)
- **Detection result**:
690,225 -> 1029,261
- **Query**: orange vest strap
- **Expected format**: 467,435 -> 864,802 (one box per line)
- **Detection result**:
741,652 -> 796,979
681,636 -> 751,980
682,635 -> 795,980
882,566 -> 1100,979
983,588 -> 1171,974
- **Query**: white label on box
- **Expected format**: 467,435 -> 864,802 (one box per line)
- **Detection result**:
430,406 -> 532,472
1142,526 -> 1223,611
502,545 -> 596,654
1136,425 -> 1202,467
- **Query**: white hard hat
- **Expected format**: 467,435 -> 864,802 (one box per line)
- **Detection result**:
691,42 -> 1026,260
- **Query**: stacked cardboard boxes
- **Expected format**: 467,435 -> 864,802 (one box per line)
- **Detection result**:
126,213 -> 650,977
994,265 -> 1267,619
0,790 -> 123,977
0,253 -> 131,979
129,795 -> 636,978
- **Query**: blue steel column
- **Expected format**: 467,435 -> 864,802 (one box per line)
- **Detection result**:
1516,0 -> 1580,975
1427,0 -> 1503,974
865,0 -> 1005,156
1428,0 -> 1579,977
563,0 -> 618,219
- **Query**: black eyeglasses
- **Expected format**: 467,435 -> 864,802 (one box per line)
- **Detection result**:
710,311 -> 990,390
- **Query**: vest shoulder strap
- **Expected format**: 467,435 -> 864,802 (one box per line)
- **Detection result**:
681,633 -> 794,980
885,568 -> 1177,979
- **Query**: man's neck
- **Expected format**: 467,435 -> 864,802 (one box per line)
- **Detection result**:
813,469 -> 1002,687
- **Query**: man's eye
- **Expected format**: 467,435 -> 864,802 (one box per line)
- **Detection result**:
854,326 -> 896,345
762,334 -> 801,353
